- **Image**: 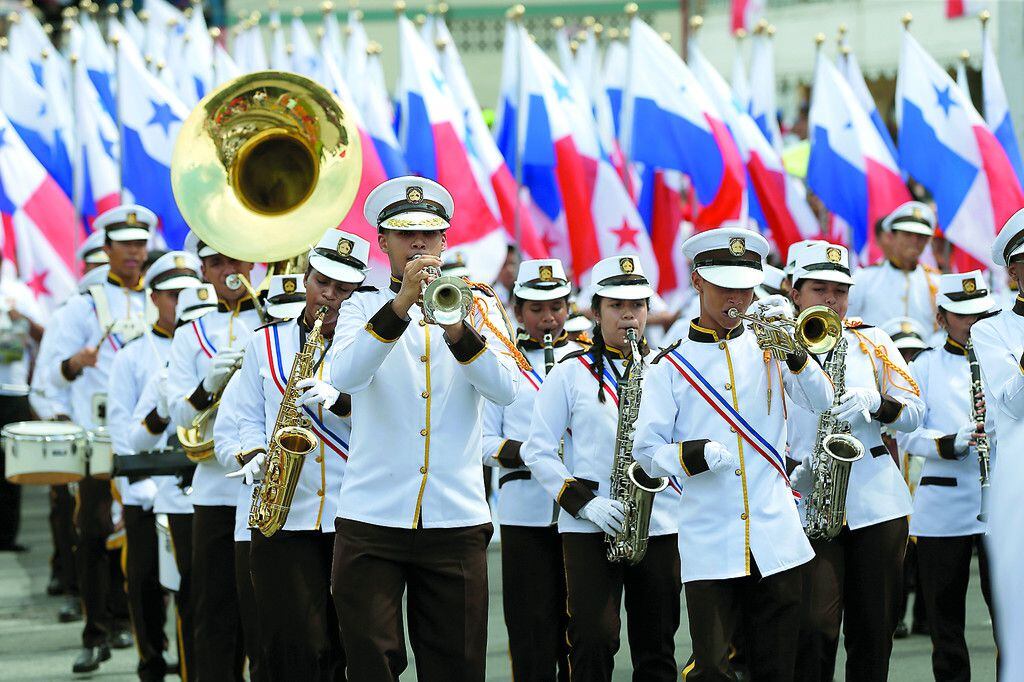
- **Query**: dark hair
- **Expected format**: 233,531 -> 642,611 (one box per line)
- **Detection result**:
588,294 -> 650,403
512,294 -> 570,309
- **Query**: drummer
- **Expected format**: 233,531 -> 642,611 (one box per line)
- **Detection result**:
107,251 -> 203,680
47,205 -> 153,674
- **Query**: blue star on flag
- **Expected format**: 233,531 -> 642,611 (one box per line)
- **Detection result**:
0,127 -> 7,150
99,130 -> 116,159
429,70 -> 446,93
552,78 -> 572,102
934,84 -> 956,117
147,100 -> 181,135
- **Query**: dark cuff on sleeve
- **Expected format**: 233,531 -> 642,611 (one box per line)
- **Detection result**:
1019,352 -> 1024,373
187,383 -> 215,411
557,479 -> 597,517
365,302 -> 409,342
329,394 -> 352,418
447,324 -> 487,364
936,435 -> 959,460
236,447 -> 266,468
785,349 -> 809,373
143,408 -> 170,435
495,439 -> 524,468
680,439 -> 711,476
872,394 -> 904,424
60,358 -> 81,381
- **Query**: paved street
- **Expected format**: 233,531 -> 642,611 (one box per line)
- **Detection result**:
0,487 -> 997,680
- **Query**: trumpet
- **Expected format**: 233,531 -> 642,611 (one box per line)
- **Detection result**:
727,304 -> 842,357
412,255 -> 473,325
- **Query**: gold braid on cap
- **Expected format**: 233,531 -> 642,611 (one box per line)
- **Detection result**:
466,280 -> 531,371
849,329 -> 920,396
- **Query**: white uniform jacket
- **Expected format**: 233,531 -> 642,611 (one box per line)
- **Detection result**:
128,368 -> 193,516
0,277 -> 44,395
31,303 -> 73,419
788,324 -> 921,530
521,345 -> 680,535
166,297 -> 261,506
483,334 -> 584,527
235,317 -> 350,533
848,260 -> 939,333
47,274 -> 147,429
330,282 -> 520,529
901,338 -> 993,537
633,321 -> 834,582
211,374 -> 256,541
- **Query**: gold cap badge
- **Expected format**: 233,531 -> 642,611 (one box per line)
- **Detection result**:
282,278 -> 297,294
912,207 -> 923,220
406,186 -> 423,203
901,321 -> 913,333
538,265 -> 554,281
619,257 -> 635,274
963,279 -> 977,294
729,237 -> 746,257
197,288 -> 209,301
126,211 -> 138,226
826,247 -> 842,264
337,237 -> 354,257
173,255 -> 186,269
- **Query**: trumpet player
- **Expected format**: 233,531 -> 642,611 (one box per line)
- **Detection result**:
633,228 -> 833,682
521,255 -> 681,682
166,233 -> 259,680
899,271 -> 997,682
482,258 -> 581,682
970,209 -> 1024,681
786,242 -> 923,682
329,177 -> 520,681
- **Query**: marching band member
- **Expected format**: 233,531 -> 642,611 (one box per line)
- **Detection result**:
521,254 -> 682,681
166,234 -> 259,680
848,201 -> 940,332
970,209 -> 1024,680
900,271 -> 996,681
482,258 -> 580,681
633,229 -> 833,682
107,251 -> 202,681
786,242 -> 923,682
228,231 -> 370,680
329,177 -> 520,681
48,205 -> 153,673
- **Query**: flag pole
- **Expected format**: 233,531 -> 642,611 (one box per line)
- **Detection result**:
619,2 -> 638,170
512,3 -> 526,251
111,34 -> 124,202
70,54 -> 83,257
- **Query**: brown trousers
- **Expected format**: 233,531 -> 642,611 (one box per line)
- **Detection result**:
250,530 -> 345,681
50,484 -> 78,594
167,513 -> 194,682
562,532 -> 681,682
796,516 -> 909,682
916,534 -> 995,682
235,539 -> 264,682
332,518 -> 492,682
500,524 -> 569,682
76,476 -> 117,647
683,557 -> 804,681
191,505 -> 245,681
123,505 -> 168,679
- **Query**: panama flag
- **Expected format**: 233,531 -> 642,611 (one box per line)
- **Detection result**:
79,12 -> 116,119
621,17 -> 745,230
947,0 -> 988,19
897,30 -> 1024,265
808,54 -> 910,259
396,15 -> 506,283
355,50 -> 407,181
0,110 -> 80,313
749,31 -> 783,152
731,0 -> 765,35
117,39 -> 190,249
981,22 -> 1024,188
690,43 -> 816,257
73,60 -> 121,230
838,45 -> 899,165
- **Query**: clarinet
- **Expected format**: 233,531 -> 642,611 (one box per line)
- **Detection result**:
965,339 -> 991,522
542,333 -> 556,373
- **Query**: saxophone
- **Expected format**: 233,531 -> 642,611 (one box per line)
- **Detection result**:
966,339 -> 990,522
804,335 -> 866,540
606,328 -> 669,564
249,306 -> 327,537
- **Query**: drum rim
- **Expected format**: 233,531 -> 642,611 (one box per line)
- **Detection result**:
2,421 -> 88,440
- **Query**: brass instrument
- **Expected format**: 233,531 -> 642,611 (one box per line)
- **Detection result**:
249,306 -> 327,537
966,339 -> 990,522
414,255 -> 473,325
727,304 -> 842,358
225,273 -> 268,325
607,328 -> 669,564
177,353 -> 244,462
803,335 -> 865,540
170,71 -> 362,264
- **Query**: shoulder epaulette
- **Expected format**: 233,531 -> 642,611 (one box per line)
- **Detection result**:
651,339 -> 682,365
843,317 -> 873,329
356,285 -> 379,293
559,348 -> 591,363
254,318 -> 291,332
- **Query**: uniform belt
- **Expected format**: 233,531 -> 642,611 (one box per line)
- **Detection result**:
870,445 -> 889,458
920,476 -> 957,487
498,471 -> 531,488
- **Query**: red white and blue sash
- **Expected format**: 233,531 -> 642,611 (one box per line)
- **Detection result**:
662,348 -> 794,491
192,319 -> 218,358
520,365 -> 544,391
267,325 -> 349,460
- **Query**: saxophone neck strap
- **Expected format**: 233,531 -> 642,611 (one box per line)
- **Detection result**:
663,349 -> 795,493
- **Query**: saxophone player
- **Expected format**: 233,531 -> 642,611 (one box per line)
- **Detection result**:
899,271 -> 997,682
633,228 -> 833,682
786,242 -> 923,682
521,255 -> 681,682
226,230 -> 370,680
329,177 -> 520,682
482,258 -> 581,682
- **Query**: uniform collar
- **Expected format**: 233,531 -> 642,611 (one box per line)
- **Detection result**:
217,295 -> 257,314
1014,296 -> 1024,317
688,319 -> 745,343
151,324 -> 172,339
886,258 -> 919,274
517,330 -> 570,350
107,271 -> 145,291
602,342 -> 648,359
943,337 -> 967,356
389,275 -> 402,294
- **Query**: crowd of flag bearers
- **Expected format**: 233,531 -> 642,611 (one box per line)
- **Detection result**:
1,175 -> 1019,682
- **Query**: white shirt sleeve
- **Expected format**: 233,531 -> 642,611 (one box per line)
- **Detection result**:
634,361 -> 686,479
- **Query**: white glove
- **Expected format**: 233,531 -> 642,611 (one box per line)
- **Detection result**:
578,496 -> 626,536
704,441 -> 740,474
751,294 -> 792,320
790,454 -> 814,494
202,349 -> 243,393
155,370 -> 170,419
294,377 -> 340,411
831,388 -> 881,424
226,452 -> 266,485
953,422 -> 978,457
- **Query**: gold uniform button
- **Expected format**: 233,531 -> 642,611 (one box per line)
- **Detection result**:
718,342 -> 726,350
734,468 -> 742,476
315,456 -> 324,464
420,355 -> 428,362
420,428 -> 428,436
419,320 -> 426,327
421,391 -> 429,399
729,427 -> 737,434
316,489 -> 324,497
419,465 -> 427,474
725,383 -> 732,390
740,512 -> 748,520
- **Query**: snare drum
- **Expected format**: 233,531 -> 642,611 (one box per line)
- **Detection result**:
2,421 -> 87,484
156,514 -> 180,591
87,428 -> 113,479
